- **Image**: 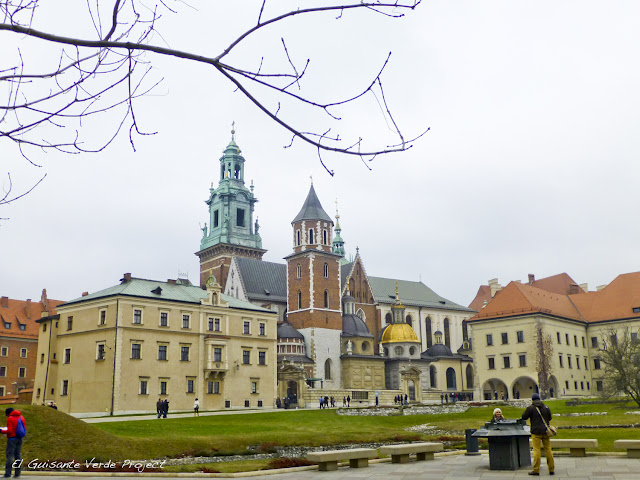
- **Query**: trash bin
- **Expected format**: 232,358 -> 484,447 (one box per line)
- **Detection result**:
472,419 -> 531,470
465,429 -> 480,455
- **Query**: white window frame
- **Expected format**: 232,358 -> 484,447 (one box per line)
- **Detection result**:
19,348 -> 27,358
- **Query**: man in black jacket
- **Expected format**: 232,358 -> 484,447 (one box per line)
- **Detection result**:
522,393 -> 554,476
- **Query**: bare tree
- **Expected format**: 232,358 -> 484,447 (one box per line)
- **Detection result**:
598,327 -> 640,407
1,0 -> 425,190
535,320 -> 553,399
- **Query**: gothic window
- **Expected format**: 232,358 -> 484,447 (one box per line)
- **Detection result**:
465,364 -> 474,388
425,317 -> 432,348
324,359 -> 332,380
324,290 -> 329,308
309,229 -> 314,244
297,291 -> 302,310
446,368 -> 456,389
429,366 -> 437,388
444,318 -> 450,348
406,315 -> 412,328
296,264 -> 301,279
356,308 -> 365,320
324,263 -> 328,278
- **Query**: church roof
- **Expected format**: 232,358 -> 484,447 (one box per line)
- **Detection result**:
423,343 -> 453,357
380,323 -> 419,343
277,321 -> 304,340
234,257 -> 287,302
292,184 -> 333,223
342,314 -> 373,338
61,276 -> 273,313
369,277 -> 474,312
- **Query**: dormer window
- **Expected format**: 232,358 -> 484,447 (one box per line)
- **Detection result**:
3,322 -> 10,329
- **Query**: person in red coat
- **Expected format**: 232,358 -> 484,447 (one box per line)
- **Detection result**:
2,408 -> 26,478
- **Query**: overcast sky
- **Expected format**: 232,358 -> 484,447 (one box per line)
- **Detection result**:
2,1 -> 639,308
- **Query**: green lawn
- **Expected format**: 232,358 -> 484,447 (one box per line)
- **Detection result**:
12,400 -> 640,472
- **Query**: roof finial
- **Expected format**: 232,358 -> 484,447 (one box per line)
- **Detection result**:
395,281 -> 399,301
310,174 -> 313,185
335,198 -> 340,218
231,121 -> 236,140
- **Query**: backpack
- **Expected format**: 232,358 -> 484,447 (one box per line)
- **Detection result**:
14,418 -> 26,438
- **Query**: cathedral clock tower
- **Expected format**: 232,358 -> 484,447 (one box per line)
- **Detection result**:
196,128 -> 266,289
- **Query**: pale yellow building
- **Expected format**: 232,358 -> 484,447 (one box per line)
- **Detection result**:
33,273 -> 277,415
468,272 -> 640,400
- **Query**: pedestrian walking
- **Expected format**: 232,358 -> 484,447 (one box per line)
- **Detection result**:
522,393 -> 555,476
347,395 -> 351,407
156,398 -> 162,418
193,398 -> 200,417
2,407 -> 26,478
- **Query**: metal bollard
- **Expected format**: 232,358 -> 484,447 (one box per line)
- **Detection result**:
465,429 -> 480,455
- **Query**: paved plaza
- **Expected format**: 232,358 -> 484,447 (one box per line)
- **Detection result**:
16,453 -> 640,480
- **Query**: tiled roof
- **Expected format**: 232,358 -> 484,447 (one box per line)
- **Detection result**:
292,185 -> 333,223
469,272 -> 640,324
0,291 -> 63,339
531,273 -> 582,295
61,277 -> 273,313
234,257 -> 287,302
468,285 -> 491,311
368,277 -> 474,312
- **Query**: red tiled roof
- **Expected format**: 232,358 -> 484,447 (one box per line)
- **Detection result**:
468,285 -> 491,311
469,272 -> 640,324
531,273 -> 582,295
0,290 -> 63,339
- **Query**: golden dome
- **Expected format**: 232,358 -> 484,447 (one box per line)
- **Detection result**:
381,323 -> 419,343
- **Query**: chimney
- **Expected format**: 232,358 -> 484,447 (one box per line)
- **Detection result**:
1,297 -> 7,308
488,278 -> 502,298
528,274 -> 535,285
167,279 -> 177,285
596,284 -> 608,292
569,284 -> 580,295
40,289 -> 50,314
82,292 -> 89,297
25,299 -> 31,319
121,273 -> 132,283
579,283 -> 588,293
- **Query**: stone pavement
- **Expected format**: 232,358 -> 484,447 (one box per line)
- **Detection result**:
17,453 -> 640,479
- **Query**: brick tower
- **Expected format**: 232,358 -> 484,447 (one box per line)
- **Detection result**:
285,183 -> 344,387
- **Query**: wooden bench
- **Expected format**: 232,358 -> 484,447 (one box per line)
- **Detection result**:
379,442 -> 444,463
613,440 -> 640,458
549,439 -> 598,457
306,448 -> 378,471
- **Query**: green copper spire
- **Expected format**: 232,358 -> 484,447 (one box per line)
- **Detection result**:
200,126 -> 262,251
332,200 -> 345,258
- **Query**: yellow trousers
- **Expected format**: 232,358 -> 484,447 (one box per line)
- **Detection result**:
531,433 -> 554,473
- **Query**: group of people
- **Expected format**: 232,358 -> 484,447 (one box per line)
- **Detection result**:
156,398 -> 170,418
440,392 -> 473,404
490,393 -> 555,476
394,394 -> 408,405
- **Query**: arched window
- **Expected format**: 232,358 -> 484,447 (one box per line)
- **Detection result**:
324,290 -> 329,308
444,318 -> 450,348
385,312 -> 392,324
466,364 -> 474,389
361,341 -> 369,352
429,365 -> 437,388
462,320 -> 468,341
296,264 -> 301,279
323,229 -> 328,245
324,262 -> 328,278
296,230 -> 301,246
446,367 -> 456,390
406,315 -> 412,328
425,317 -> 432,348
309,229 -> 314,244
356,308 -> 365,320
324,359 -> 332,380
297,291 -> 302,310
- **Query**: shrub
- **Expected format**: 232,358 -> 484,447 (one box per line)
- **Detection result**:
264,457 -> 315,470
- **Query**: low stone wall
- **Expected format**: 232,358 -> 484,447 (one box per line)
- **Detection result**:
337,405 -> 468,416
